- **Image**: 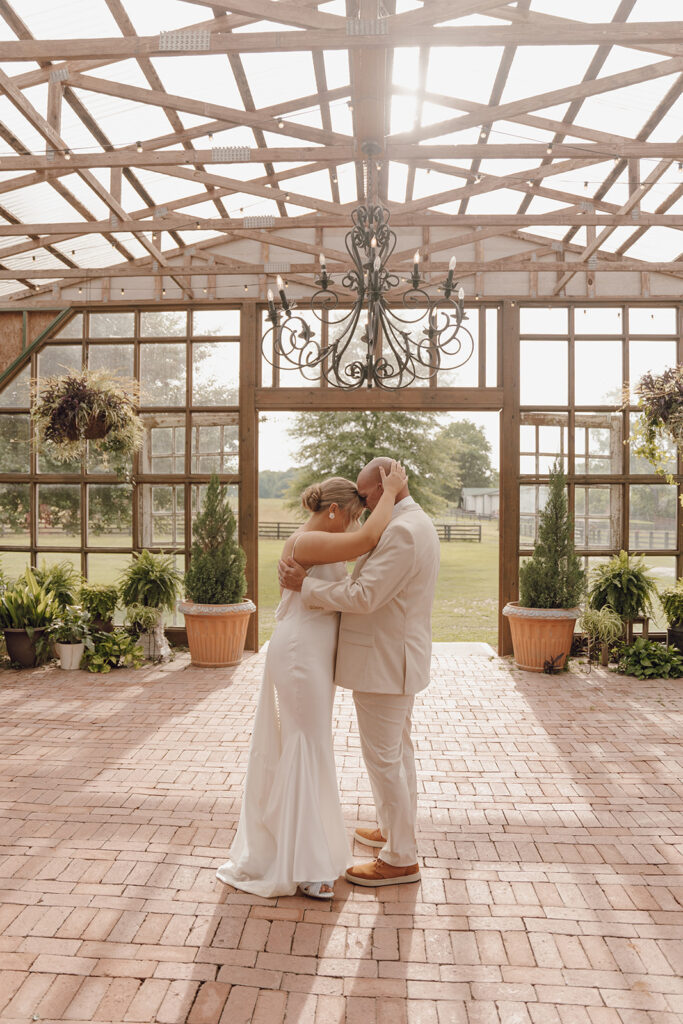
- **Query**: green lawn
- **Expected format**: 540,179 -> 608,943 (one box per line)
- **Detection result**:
258,519 -> 499,648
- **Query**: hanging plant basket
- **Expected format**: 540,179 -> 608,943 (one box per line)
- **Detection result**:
31,368 -> 143,476
626,365 -> 683,503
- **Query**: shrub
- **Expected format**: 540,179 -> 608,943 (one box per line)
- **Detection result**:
184,475 -> 247,605
519,460 -> 585,609
617,637 -> 683,680
79,583 -> 119,622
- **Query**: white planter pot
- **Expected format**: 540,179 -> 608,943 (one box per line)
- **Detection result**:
56,642 -> 85,671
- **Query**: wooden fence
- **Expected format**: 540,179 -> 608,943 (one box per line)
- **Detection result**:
259,521 -> 482,542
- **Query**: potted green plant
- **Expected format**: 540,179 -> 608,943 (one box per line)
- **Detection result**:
179,474 -> 255,667
118,550 -> 182,662
578,606 -> 624,667
82,629 -> 145,674
32,560 -> 83,610
588,550 -> 658,639
627,364 -> 683,502
80,583 -> 119,632
47,607 -> 92,671
0,572 -> 60,667
31,368 -> 143,477
124,602 -> 167,662
659,579 -> 683,654
503,460 -> 585,672
617,637 -> 683,680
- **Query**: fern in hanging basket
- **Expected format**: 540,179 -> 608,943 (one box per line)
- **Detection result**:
626,365 -> 683,501
31,368 -> 143,475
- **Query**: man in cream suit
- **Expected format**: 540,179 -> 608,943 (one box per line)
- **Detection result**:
279,456 -> 440,886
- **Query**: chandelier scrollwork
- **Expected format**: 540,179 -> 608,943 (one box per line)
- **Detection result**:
262,193 -> 474,390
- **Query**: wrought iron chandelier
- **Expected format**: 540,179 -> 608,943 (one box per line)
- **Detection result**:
262,162 -> 475,390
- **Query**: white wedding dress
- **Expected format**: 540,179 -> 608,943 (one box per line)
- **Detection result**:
216,558 -> 350,897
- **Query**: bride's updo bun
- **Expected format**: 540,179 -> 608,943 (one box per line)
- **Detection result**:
300,476 -> 364,520
301,483 -> 323,513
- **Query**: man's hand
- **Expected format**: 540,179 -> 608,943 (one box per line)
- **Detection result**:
278,556 -> 306,592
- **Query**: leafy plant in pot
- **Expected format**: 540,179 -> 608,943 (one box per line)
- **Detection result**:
587,550 -> 658,640
46,607 -> 93,671
31,368 -> 143,478
578,606 -> 623,667
179,474 -> 255,667
0,572 -> 60,667
119,549 -> 182,662
659,578 -> 683,654
80,583 -> 118,632
82,629 -> 145,674
32,560 -> 83,610
503,460 -> 586,672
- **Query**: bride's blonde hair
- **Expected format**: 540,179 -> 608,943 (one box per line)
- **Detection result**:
301,477 -> 364,519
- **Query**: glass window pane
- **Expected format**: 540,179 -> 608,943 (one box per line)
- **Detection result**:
574,485 -> 621,550
0,365 -> 30,408
437,307 -> 478,388
37,484 -> 80,547
0,483 -> 30,547
574,413 -> 622,474
519,483 -> 550,547
629,484 -> 677,550
629,308 -> 676,335
520,341 -> 568,405
192,483 -> 238,524
140,343 -> 186,405
520,307 -> 568,334
89,312 -> 134,338
54,313 -> 83,338
140,310 -> 187,336
88,484 -> 132,548
38,344 -> 81,378
629,341 -> 677,399
192,342 -> 239,405
85,553 -> 130,621
192,309 -> 240,336
575,307 -> 622,333
191,414 -> 239,473
575,341 -> 622,405
629,412 -> 677,475
88,343 -> 134,377
140,414 -> 185,474
0,415 -> 30,473
139,484 -> 185,548
39,551 -> 81,575
486,308 -> 498,387
519,413 -> 568,473
0,551 -> 30,578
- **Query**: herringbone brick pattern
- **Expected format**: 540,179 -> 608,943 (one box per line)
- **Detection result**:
1,647 -> 682,1023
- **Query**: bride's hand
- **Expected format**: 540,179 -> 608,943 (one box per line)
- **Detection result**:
379,460 -> 408,497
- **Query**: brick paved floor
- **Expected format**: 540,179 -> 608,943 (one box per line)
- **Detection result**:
1,646 -> 682,1024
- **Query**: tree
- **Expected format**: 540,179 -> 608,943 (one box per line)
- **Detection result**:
286,410 -> 447,514
259,468 -> 299,499
437,419 -> 496,505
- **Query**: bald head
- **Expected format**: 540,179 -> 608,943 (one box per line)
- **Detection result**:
356,456 -> 409,510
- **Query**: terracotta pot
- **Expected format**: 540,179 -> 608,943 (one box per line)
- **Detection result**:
178,599 -> 256,667
502,602 -> 580,673
4,627 -> 46,668
56,642 -> 85,671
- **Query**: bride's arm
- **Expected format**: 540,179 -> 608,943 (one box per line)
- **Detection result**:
291,462 -> 407,566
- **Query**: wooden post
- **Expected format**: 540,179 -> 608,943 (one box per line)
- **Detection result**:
498,300 -> 520,656
240,303 -> 259,651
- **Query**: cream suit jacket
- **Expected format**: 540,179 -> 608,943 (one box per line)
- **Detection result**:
301,497 -> 440,695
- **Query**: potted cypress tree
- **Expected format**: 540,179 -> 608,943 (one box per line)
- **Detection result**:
503,460 -> 586,672
178,475 -> 255,667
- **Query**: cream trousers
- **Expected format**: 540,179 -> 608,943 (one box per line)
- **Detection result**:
353,691 -> 418,866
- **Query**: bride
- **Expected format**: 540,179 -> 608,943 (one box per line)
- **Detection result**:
216,460 -> 408,899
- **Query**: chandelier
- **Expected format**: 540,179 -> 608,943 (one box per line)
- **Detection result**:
262,163 -> 475,390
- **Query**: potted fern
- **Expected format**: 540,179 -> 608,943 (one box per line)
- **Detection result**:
587,551 -> 657,640
178,474 -> 255,667
31,368 -> 143,477
80,583 -> 119,632
503,460 -> 585,672
119,550 -> 182,662
659,579 -> 683,654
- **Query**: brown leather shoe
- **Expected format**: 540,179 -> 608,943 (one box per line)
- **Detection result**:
354,827 -> 386,848
345,858 -> 421,887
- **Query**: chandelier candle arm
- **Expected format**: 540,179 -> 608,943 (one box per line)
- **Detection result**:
412,250 -> 420,289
